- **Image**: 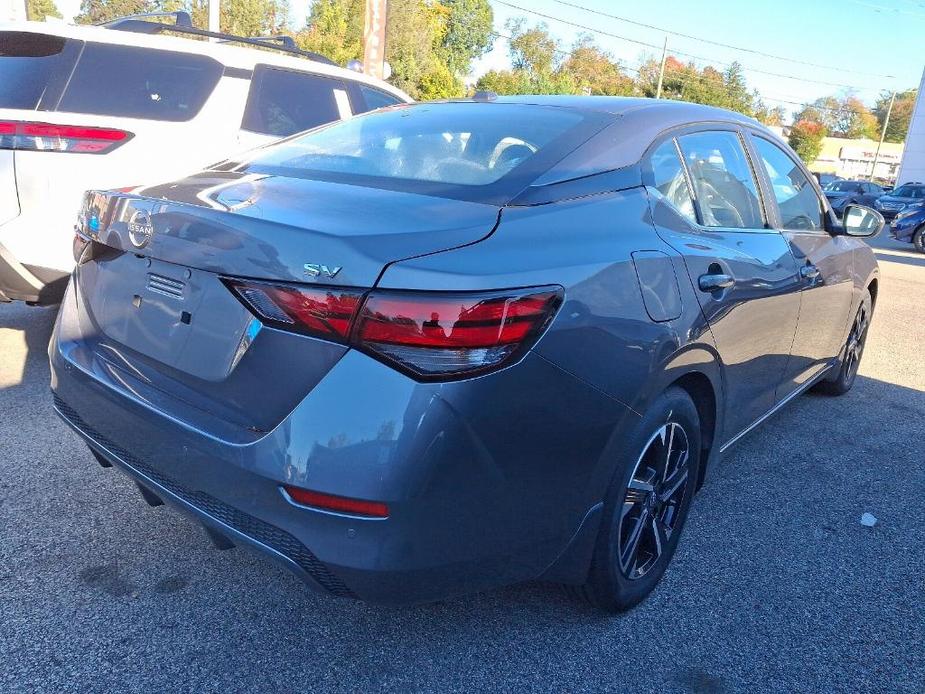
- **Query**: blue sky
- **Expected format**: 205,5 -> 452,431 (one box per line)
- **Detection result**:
470,0 -> 924,114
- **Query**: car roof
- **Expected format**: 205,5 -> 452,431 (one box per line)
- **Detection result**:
463,94 -> 760,126
0,20 -> 410,102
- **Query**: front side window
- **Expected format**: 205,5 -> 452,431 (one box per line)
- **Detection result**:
751,136 -> 823,231
649,139 -> 696,223
677,131 -> 763,229
57,43 -> 222,121
242,67 -> 347,137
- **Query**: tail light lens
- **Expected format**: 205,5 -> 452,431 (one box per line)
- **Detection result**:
0,120 -> 132,154
355,289 -> 562,378
227,280 -> 563,381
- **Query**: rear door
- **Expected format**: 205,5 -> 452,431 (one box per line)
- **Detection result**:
645,128 -> 802,440
237,65 -> 354,149
747,133 -> 856,398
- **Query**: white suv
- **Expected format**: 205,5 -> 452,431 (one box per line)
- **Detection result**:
0,14 -> 410,304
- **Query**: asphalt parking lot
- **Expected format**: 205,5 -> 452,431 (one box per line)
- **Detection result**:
1,232 -> 923,693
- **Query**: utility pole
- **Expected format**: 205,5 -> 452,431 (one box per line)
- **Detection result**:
656,36 -> 668,99
363,0 -> 388,79
208,0 -> 220,38
870,90 -> 896,182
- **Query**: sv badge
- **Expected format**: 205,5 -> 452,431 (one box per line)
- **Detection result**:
303,263 -> 342,279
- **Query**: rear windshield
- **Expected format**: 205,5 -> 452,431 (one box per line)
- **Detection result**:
240,103 -> 595,203
58,43 -> 223,121
0,32 -> 71,109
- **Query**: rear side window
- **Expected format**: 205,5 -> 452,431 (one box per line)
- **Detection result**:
677,131 -> 763,229
242,67 -> 347,136
649,139 -> 697,223
0,32 -> 72,109
751,136 -> 823,231
357,85 -> 403,113
57,44 -> 222,122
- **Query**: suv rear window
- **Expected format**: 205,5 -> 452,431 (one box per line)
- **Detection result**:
242,103 -> 589,202
0,32 -> 72,109
57,43 -> 222,122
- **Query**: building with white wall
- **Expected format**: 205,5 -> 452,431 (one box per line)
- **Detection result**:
2,0 -> 26,21
896,67 -> 925,185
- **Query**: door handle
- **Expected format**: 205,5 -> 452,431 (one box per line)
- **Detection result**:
800,264 -> 821,280
698,273 -> 735,292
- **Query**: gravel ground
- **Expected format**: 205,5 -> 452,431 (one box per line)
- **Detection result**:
1,233 -> 923,693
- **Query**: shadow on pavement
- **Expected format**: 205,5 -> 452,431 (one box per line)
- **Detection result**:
873,250 -> 925,269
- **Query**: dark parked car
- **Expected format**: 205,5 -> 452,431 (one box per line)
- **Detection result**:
822,179 -> 884,214
889,202 -> 925,252
874,182 -> 925,219
50,97 -> 882,611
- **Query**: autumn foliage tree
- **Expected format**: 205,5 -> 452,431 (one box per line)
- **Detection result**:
788,119 -> 827,163
26,0 -> 62,20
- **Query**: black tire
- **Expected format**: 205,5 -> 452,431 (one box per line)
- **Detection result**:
913,227 -> 925,254
575,386 -> 701,612
815,291 -> 873,396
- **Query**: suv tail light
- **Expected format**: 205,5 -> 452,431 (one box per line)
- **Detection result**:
0,120 -> 132,154
226,280 -> 563,381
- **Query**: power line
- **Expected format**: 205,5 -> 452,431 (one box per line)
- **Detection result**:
551,0 -> 896,79
490,0 -> 886,91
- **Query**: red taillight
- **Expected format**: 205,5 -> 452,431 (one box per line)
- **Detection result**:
355,289 -> 562,378
0,120 -> 132,154
226,280 -> 363,342
227,280 -> 563,380
283,485 -> 389,518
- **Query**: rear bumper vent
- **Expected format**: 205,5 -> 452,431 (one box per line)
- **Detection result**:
147,273 -> 185,299
52,394 -> 355,598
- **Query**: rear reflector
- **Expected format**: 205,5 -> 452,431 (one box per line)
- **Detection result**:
0,120 -> 132,154
227,280 -> 563,381
283,485 -> 389,518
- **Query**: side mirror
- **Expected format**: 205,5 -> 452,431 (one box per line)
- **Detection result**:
842,204 -> 884,238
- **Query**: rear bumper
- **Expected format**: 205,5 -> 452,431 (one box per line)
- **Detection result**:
0,242 -> 68,304
49,280 -> 636,604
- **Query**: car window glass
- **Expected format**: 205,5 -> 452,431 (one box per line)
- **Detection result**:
677,131 -> 763,228
751,136 -> 823,231
649,139 -> 697,223
244,103 -> 583,188
57,43 -> 222,122
242,67 -> 346,137
357,85 -> 403,113
0,32 -> 71,109
892,185 -> 925,198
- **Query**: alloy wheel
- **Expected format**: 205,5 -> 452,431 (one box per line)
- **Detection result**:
844,302 -> 870,382
618,422 -> 691,580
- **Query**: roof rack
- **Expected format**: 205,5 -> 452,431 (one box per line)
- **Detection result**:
101,12 -> 336,66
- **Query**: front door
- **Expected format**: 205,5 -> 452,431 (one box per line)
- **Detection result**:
747,135 -> 857,398
645,130 -> 803,440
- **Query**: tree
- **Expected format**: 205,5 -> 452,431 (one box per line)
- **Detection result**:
795,93 -> 878,139
560,34 -> 633,96
294,0 -> 364,67
75,0 -> 154,24
753,96 -> 787,126
439,0 -> 493,77
474,20 -> 575,95
720,62 -> 752,115
384,0 -> 465,100
26,0 -> 62,20
788,119 -> 827,164
187,0 -> 289,37
875,89 -> 917,143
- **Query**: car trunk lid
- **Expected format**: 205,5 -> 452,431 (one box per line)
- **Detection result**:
71,173 -> 500,422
